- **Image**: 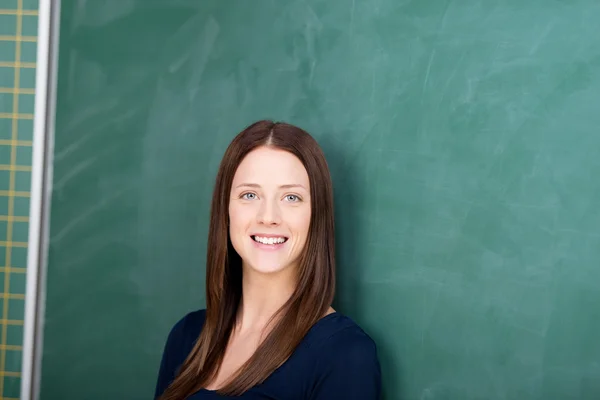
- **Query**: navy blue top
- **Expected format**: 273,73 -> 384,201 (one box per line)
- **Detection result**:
155,309 -> 381,399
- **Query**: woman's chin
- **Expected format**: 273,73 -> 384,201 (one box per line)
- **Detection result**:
243,259 -> 296,276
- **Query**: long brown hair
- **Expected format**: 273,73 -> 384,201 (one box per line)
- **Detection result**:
158,120 -> 336,399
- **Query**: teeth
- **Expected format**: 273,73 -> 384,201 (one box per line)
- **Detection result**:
253,236 -> 286,245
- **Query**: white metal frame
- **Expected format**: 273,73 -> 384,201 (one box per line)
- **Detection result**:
20,0 -> 61,398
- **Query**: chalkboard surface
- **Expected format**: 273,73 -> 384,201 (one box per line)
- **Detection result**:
41,1 -> 600,399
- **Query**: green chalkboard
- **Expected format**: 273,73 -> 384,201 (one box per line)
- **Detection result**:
41,1 -> 600,399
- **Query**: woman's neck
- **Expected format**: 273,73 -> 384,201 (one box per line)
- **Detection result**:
235,266 -> 296,335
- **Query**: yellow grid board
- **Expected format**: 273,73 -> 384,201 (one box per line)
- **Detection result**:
0,0 -> 39,398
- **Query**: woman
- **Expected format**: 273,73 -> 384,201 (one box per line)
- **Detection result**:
155,120 -> 381,399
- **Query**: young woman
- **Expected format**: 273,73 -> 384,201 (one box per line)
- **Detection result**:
155,120 -> 381,399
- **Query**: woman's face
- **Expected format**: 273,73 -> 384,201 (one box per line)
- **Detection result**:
228,146 -> 311,276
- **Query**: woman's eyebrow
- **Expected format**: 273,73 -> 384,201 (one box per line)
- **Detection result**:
234,183 -> 307,190
278,184 -> 307,190
235,183 -> 261,189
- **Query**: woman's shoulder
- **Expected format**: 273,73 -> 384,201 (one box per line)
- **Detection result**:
154,309 -> 208,398
161,309 -> 207,356
297,312 -> 382,398
169,308 -> 207,334
305,311 -> 379,360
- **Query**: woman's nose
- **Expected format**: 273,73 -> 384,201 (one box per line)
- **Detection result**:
257,199 -> 281,225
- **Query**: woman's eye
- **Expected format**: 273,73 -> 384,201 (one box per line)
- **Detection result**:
241,193 -> 256,200
285,195 -> 300,202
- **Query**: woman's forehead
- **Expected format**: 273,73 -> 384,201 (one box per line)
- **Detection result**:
232,147 -> 309,187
